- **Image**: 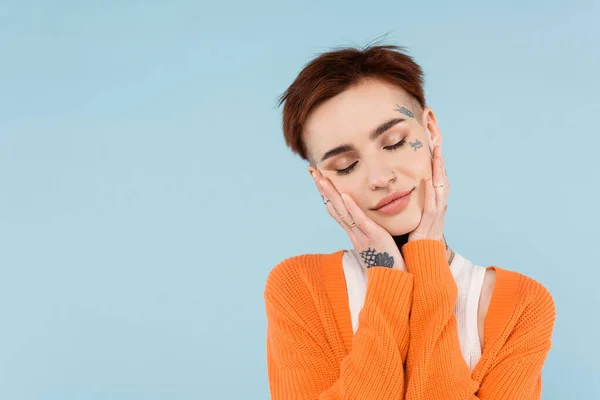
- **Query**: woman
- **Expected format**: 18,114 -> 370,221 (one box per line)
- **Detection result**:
263,44 -> 555,399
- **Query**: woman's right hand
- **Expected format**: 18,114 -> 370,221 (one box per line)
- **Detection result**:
311,170 -> 406,272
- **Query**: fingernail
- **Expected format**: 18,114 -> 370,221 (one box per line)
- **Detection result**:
319,179 -> 326,187
341,193 -> 349,203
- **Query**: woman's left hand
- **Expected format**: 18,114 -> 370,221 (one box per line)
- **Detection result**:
407,145 -> 450,244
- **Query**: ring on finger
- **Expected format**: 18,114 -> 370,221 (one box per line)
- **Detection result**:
433,183 -> 445,188
342,218 -> 357,228
323,198 -> 331,205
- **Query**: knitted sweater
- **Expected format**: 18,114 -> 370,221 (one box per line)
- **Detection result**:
342,247 -> 487,371
263,239 -> 555,399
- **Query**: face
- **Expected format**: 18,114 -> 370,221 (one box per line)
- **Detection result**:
304,78 -> 443,236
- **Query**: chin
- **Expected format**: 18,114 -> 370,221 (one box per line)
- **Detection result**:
375,209 -> 422,236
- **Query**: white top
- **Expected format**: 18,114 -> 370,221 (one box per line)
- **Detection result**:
342,248 -> 487,371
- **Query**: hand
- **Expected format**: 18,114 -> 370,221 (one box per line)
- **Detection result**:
407,145 -> 450,244
311,170 -> 406,272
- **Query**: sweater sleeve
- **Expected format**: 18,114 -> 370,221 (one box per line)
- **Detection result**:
402,239 -> 479,399
401,240 -> 555,400
264,257 -> 414,399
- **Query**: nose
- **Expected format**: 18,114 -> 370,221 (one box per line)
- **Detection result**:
368,164 -> 397,190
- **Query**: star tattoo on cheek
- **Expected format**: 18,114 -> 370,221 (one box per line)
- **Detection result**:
394,104 -> 415,118
409,138 -> 423,151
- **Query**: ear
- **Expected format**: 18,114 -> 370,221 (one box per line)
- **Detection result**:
420,107 -> 443,150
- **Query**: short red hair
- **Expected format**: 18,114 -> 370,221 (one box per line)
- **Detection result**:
278,45 -> 426,161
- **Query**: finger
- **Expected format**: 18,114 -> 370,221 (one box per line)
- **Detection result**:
312,171 -> 337,207
420,177 -> 437,229
340,193 -> 372,234
440,157 -> 448,180
434,154 -> 449,234
312,172 -> 339,215
435,145 -> 445,177
312,172 -> 341,220
319,177 -> 355,226
325,200 -> 354,232
429,176 -> 446,238
312,171 -> 360,237
437,149 -> 450,206
441,155 -> 450,204
433,155 -> 445,212
409,178 -> 437,241
431,146 -> 446,210
429,177 -> 439,213
324,191 -> 365,241
311,170 -> 326,199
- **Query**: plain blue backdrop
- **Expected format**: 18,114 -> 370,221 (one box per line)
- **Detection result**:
1,0 -> 598,398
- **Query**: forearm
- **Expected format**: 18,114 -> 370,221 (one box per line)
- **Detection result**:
402,239 -> 478,399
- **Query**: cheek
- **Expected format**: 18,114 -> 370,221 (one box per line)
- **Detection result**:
390,145 -> 432,178
329,177 -> 368,207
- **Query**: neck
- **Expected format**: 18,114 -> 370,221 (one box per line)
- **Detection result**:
393,233 -> 410,251
394,233 -> 454,264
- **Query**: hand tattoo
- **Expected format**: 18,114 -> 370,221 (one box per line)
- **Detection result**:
360,248 -> 394,268
394,105 -> 415,118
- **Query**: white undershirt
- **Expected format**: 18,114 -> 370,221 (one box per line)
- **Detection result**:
342,248 -> 487,371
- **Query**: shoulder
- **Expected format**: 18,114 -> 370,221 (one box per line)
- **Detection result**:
491,266 -> 556,335
263,250 -> 345,329
263,250 -> 343,303
495,267 -> 554,308
264,253 -> 326,290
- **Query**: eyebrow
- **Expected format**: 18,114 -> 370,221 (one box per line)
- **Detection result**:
318,117 -> 406,163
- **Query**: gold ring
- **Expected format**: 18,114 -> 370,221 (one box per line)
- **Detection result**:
348,222 -> 357,228
433,184 -> 445,188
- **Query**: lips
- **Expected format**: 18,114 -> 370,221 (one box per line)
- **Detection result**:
371,188 -> 414,210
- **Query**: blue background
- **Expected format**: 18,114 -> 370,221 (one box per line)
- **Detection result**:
1,0 -> 598,398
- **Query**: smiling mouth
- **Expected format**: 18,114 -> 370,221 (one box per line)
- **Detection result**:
372,189 -> 414,215
372,188 -> 414,210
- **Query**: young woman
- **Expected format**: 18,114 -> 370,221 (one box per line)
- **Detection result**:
263,45 -> 555,399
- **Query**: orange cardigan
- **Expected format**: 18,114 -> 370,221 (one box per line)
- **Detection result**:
263,240 -> 555,399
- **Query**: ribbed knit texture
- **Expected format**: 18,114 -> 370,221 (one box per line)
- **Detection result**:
264,240 -> 555,399
343,248 -> 487,371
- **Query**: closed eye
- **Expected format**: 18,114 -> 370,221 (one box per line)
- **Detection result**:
335,161 -> 358,176
384,138 -> 406,150
335,139 -> 406,176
